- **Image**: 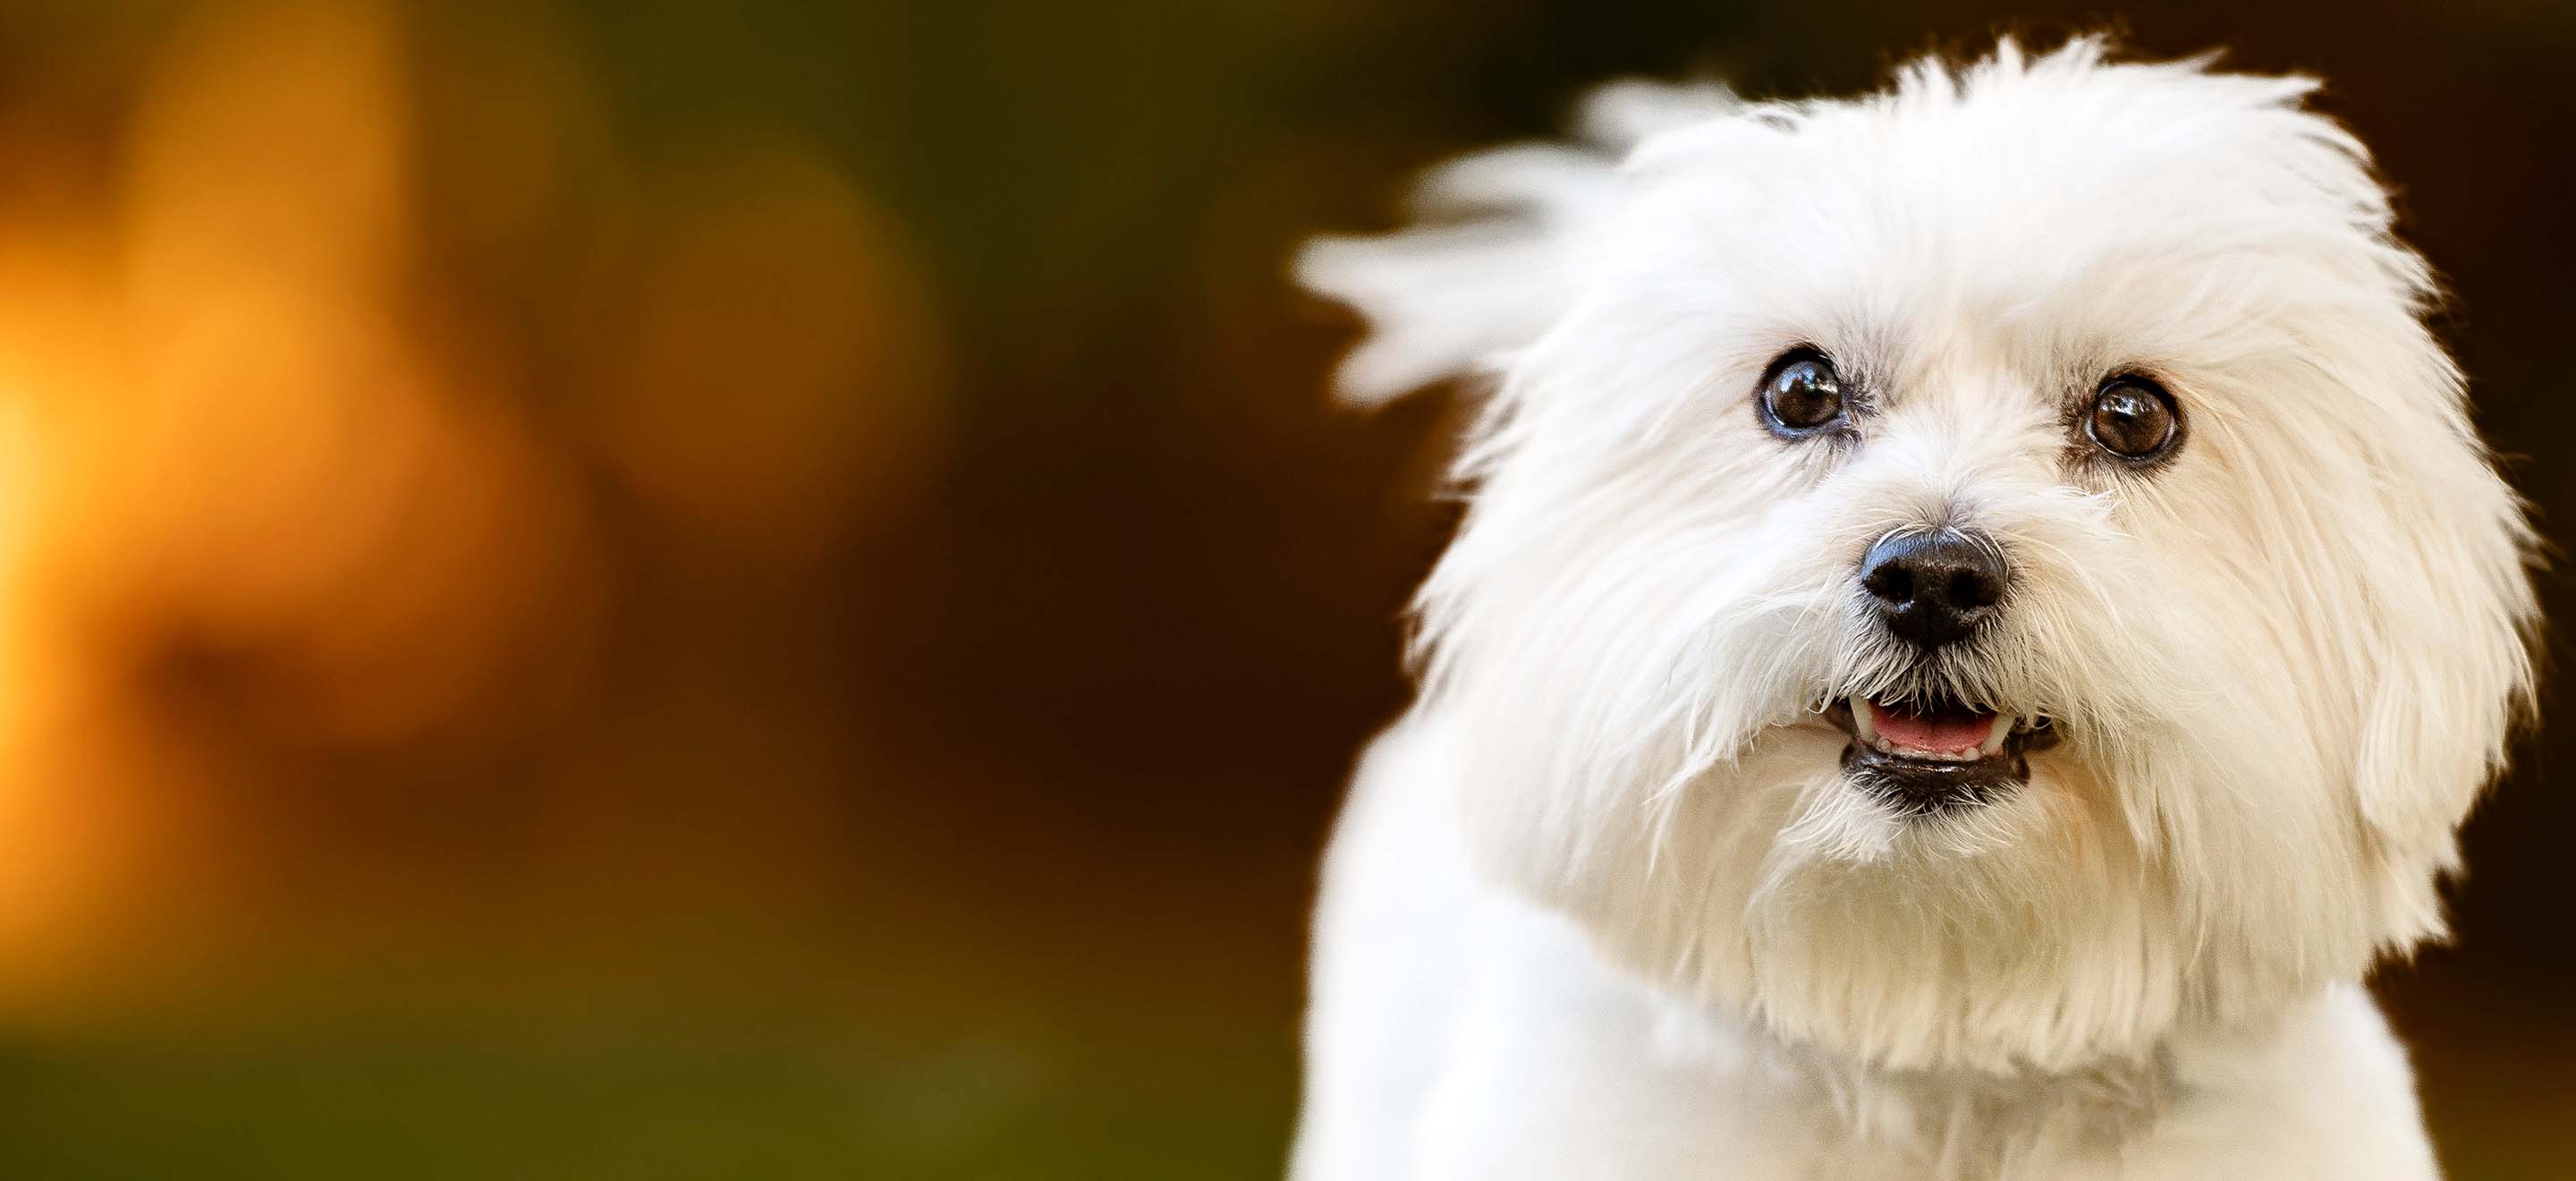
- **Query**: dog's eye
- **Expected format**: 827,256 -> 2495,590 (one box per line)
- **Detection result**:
1758,351 -> 1845,436
2085,376 -> 2180,461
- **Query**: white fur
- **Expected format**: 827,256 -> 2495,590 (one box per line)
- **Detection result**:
1290,38 -> 2534,1180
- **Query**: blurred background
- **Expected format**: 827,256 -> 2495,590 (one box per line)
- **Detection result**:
0,0 -> 2562,1177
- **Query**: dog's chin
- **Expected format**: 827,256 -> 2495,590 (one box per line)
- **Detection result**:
1821,696 -> 2062,817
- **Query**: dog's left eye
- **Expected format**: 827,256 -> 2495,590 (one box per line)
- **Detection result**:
1758,350 -> 1846,437
2085,376 -> 2181,461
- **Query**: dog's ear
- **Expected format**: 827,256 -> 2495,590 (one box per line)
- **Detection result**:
2227,95 -> 2548,923
2347,438 -> 2538,916
1295,81 -> 1739,406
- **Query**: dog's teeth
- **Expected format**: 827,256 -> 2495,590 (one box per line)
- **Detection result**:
1978,712 -> 2015,757
1849,697 -> 1878,744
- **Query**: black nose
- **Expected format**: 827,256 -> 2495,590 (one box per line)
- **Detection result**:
1860,529 -> 2007,649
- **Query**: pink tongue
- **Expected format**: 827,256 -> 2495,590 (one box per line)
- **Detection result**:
1868,700 -> 1996,754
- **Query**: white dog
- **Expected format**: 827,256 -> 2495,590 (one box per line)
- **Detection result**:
1288,38 -> 2536,1180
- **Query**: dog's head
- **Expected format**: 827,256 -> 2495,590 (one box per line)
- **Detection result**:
1302,38 -> 2537,1073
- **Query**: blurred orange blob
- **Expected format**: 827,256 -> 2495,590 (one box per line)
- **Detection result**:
91,0 -> 607,745
0,0 -> 964,1008
583,136 -> 948,571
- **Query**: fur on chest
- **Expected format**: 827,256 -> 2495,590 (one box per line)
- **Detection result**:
1655,1003 -> 2174,1178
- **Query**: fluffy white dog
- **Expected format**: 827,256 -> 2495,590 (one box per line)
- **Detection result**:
1288,38 -> 2536,1180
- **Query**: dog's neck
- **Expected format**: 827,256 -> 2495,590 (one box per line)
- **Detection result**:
1650,992 -> 2176,1175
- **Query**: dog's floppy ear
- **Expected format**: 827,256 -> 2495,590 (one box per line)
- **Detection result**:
1295,81 -> 1739,406
2348,434 -> 2539,914
2234,97 -> 2548,922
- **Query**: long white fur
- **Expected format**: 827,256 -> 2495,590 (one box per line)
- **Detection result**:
1291,37 -> 2535,1180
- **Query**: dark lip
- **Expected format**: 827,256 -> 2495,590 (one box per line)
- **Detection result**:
1821,698 -> 2061,817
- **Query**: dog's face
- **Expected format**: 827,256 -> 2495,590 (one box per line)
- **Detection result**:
1303,41 -> 2536,1073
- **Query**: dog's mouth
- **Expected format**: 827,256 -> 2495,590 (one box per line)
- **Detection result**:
1821,696 -> 2059,815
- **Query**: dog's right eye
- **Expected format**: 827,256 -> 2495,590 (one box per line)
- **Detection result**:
1758,350 -> 1845,437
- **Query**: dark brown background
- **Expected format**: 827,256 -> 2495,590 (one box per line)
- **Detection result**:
0,0 -> 2561,1177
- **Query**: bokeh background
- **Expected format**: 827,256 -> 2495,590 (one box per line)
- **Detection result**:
0,0 -> 2563,1177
